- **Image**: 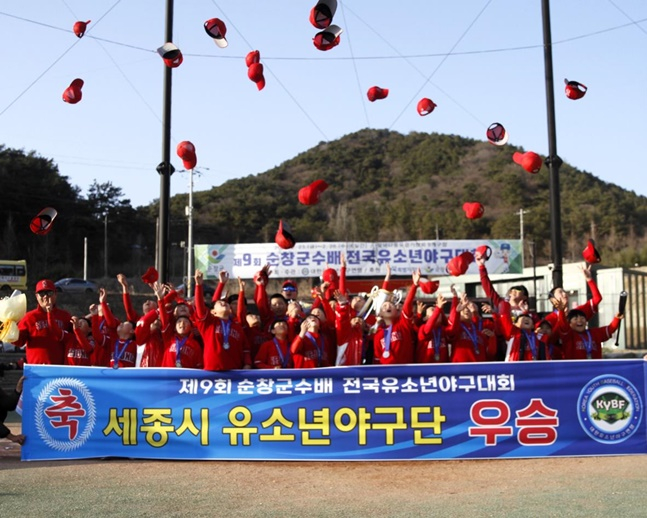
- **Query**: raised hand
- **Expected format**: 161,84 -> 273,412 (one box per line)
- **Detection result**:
194,269 -> 204,285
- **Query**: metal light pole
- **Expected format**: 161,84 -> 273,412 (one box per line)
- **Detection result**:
541,0 -> 563,288
157,0 -> 175,283
103,214 -> 108,278
185,167 -> 194,299
516,208 -> 529,264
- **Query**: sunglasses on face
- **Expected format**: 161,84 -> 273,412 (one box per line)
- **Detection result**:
37,290 -> 55,298
283,286 -> 296,292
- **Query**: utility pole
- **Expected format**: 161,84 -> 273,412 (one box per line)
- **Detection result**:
103,214 -> 108,278
515,209 -> 529,265
541,0 -> 563,288
186,167 -> 194,299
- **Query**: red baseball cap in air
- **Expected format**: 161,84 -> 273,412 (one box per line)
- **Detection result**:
564,79 -> 587,100
486,122 -> 509,146
73,20 -> 91,38
36,279 -> 56,293
313,24 -> 343,51
177,141 -> 197,170
275,220 -> 296,249
62,79 -> 84,104
157,42 -> 183,68
309,0 -> 337,29
248,63 -> 265,90
419,279 -> 440,295
513,151 -> 542,174
462,202 -> 484,220
582,239 -> 601,264
30,207 -> 58,235
141,266 -> 159,284
417,98 -> 436,116
367,86 -> 389,102
204,18 -> 228,48
298,179 -> 329,205
245,50 -> 260,67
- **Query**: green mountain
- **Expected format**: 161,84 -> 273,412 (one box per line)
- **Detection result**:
166,128 -> 647,266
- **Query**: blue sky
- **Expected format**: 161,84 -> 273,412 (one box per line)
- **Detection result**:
1,1 -> 646,208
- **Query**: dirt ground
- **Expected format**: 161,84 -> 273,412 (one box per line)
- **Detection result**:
1,418 -> 647,518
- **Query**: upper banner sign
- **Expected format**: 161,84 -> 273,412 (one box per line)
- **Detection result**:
194,239 -> 522,279
21,360 -> 646,462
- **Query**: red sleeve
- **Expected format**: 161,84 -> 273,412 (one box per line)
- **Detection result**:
122,292 -> 140,323
446,297 -> 460,335
290,335 -> 305,355
339,265 -> 347,296
497,300 -> 514,340
254,282 -> 272,325
194,284 -> 208,320
591,317 -> 621,342
91,314 -> 104,345
213,281 -> 224,303
581,279 -> 602,316
101,301 -> 119,328
47,311 -> 64,341
400,283 -> 417,319
237,289 -> 246,324
74,327 -> 94,353
418,306 -> 443,340
135,309 -> 159,345
479,264 -> 502,307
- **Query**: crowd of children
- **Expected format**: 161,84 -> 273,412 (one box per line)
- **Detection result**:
12,250 -> 625,370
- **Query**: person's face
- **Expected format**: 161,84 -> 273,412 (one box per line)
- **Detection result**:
271,320 -> 288,339
77,318 -> 90,334
150,319 -> 161,333
282,286 -> 297,301
459,305 -> 472,322
350,317 -> 365,330
515,315 -> 534,331
310,308 -> 326,322
176,317 -> 192,336
246,314 -> 261,328
379,301 -> 398,320
142,300 -> 157,314
270,297 -> 287,317
569,314 -> 587,333
538,322 -> 552,336
36,290 -> 56,310
552,287 -> 568,306
212,300 -> 231,319
117,321 -> 134,340
351,296 -> 365,312
508,289 -> 527,307
304,316 -> 320,333
174,304 -> 191,318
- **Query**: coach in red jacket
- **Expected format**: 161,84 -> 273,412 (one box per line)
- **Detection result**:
14,279 -> 72,364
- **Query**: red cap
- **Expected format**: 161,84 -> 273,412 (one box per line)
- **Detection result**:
564,79 -> 587,100
309,0 -> 337,29
62,78 -> 84,104
321,267 -> 338,284
417,98 -> 437,116
36,279 -> 56,293
462,202 -> 484,220
30,207 -> 58,236
582,239 -> 601,264
282,279 -> 298,291
486,122 -> 509,146
419,279 -> 440,295
204,18 -> 228,48
247,62 -> 265,91
245,50 -> 260,67
298,179 -> 329,205
313,24 -> 343,51
513,151 -> 542,174
141,266 -> 159,284
275,220 -> 296,249
446,252 -> 474,277
157,42 -> 183,68
73,20 -> 91,38
367,86 -> 389,102
475,245 -> 492,261
177,141 -> 197,170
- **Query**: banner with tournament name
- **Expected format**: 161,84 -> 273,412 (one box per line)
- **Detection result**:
21,360 -> 646,461
194,239 -> 522,280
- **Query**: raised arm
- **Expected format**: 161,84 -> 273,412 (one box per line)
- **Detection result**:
117,274 -> 140,323
99,288 -> 119,328
193,269 -> 208,320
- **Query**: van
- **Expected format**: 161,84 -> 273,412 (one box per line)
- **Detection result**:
0,260 -> 28,292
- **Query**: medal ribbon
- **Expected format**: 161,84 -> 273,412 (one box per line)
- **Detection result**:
273,338 -> 289,368
220,318 -> 232,347
522,330 -> 537,360
461,323 -> 480,355
113,339 -> 132,367
581,330 -> 593,358
305,331 -> 324,367
384,325 -> 394,357
432,327 -> 442,360
175,336 -> 188,366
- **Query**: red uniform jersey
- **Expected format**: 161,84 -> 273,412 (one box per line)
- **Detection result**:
15,306 -> 72,365
291,332 -> 332,368
335,302 -> 365,366
161,334 -> 203,369
255,338 -> 292,369
373,283 -> 417,365
416,306 -> 451,363
556,310 -> 620,360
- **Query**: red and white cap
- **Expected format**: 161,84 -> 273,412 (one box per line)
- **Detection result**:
30,207 -> 58,236
486,122 -> 509,146
275,220 -> 296,249
313,24 -> 343,51
204,18 -> 228,48
245,50 -> 261,67
298,179 -> 329,205
247,62 -> 265,91
419,279 -> 440,295
367,86 -> 389,102
73,20 -> 91,38
157,42 -> 183,68
309,0 -> 337,29
513,151 -> 542,174
62,78 -> 84,104
417,98 -> 437,116
564,78 -> 587,100
35,279 -> 56,293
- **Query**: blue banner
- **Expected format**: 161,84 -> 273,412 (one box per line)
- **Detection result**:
21,360 -> 647,461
